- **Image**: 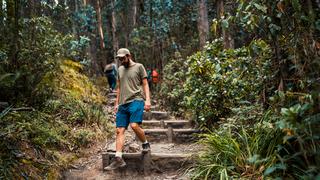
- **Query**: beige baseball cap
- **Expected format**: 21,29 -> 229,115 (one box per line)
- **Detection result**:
116,48 -> 130,57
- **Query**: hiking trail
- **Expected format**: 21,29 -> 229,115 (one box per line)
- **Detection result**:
63,92 -> 201,180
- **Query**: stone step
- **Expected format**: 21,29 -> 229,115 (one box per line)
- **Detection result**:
102,152 -> 193,173
142,120 -> 191,129
143,111 -> 169,120
144,128 -> 200,143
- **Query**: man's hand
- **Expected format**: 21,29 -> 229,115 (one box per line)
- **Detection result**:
114,105 -> 118,114
144,101 -> 151,111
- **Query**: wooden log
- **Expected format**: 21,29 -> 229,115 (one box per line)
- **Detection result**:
160,120 -> 165,128
143,111 -> 169,120
143,151 -> 151,175
103,152 -> 191,160
144,128 -> 199,134
167,123 -> 173,143
142,120 -> 191,128
102,153 -> 110,169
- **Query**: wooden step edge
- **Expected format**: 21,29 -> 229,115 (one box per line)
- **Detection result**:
144,128 -> 200,133
143,111 -> 169,115
102,152 -> 194,172
103,152 -> 192,159
143,120 -> 190,124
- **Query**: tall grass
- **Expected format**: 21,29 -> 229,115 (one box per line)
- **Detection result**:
190,123 -> 282,179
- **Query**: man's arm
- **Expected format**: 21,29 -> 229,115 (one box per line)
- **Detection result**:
114,80 -> 120,113
142,78 -> 151,111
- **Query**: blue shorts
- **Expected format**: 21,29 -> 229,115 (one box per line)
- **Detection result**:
116,100 -> 144,129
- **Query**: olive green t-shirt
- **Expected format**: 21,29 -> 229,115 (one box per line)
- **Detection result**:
117,63 -> 147,105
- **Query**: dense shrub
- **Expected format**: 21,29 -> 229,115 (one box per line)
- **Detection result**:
189,106 -> 282,179
184,39 -> 271,127
159,52 -> 189,116
0,59 -> 111,179
0,17 -> 90,104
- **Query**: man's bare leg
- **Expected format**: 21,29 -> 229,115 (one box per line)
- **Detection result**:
116,127 -> 126,152
130,123 -> 146,142
104,127 -> 126,170
130,123 -> 151,152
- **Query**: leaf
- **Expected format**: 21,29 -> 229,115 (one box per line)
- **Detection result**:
215,64 -> 221,72
0,105 -> 13,119
0,73 -> 15,82
291,0 -> 301,12
268,24 -> 281,34
253,3 -> 267,13
264,164 -> 286,176
221,19 -> 229,29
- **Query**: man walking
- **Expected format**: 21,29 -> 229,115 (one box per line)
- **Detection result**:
104,48 -> 151,171
104,61 -> 117,92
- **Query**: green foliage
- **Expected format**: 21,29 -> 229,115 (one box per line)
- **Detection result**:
190,93 -> 320,179
72,129 -> 95,148
189,110 -> 282,179
34,59 -> 106,106
128,0 -> 199,67
0,17 -> 80,103
0,58 -> 111,178
68,36 -> 91,64
159,52 -> 189,116
182,39 -> 271,127
234,0 -> 320,95
73,5 -> 97,33
268,93 -> 320,179
0,99 -> 111,178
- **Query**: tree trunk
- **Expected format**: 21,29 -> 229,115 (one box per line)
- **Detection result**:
0,0 -> 3,37
83,0 -> 87,6
197,0 -> 209,49
95,0 -> 105,49
29,0 -> 35,17
132,0 -> 137,28
216,0 -> 233,49
6,0 -> 19,68
68,0 -> 78,35
111,0 -> 119,64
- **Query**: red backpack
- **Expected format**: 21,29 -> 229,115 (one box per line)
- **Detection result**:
152,70 -> 159,83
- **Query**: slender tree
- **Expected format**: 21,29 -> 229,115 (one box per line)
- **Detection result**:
95,0 -> 105,49
6,0 -> 20,68
197,0 -> 209,49
216,0 -> 233,48
132,0 -> 137,27
0,0 -> 3,38
83,0 -> 87,6
111,0 -> 119,63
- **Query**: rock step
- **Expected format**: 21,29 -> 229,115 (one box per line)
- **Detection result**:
144,128 -> 200,143
143,111 -> 169,120
142,120 -> 191,128
102,152 -> 193,173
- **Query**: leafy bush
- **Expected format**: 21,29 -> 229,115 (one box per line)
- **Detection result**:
190,114 -> 282,179
160,52 -> 189,116
0,17 -> 78,103
34,59 -> 106,105
182,39 -> 271,127
266,93 -> 320,179
0,58 -> 111,179
190,93 -> 320,179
